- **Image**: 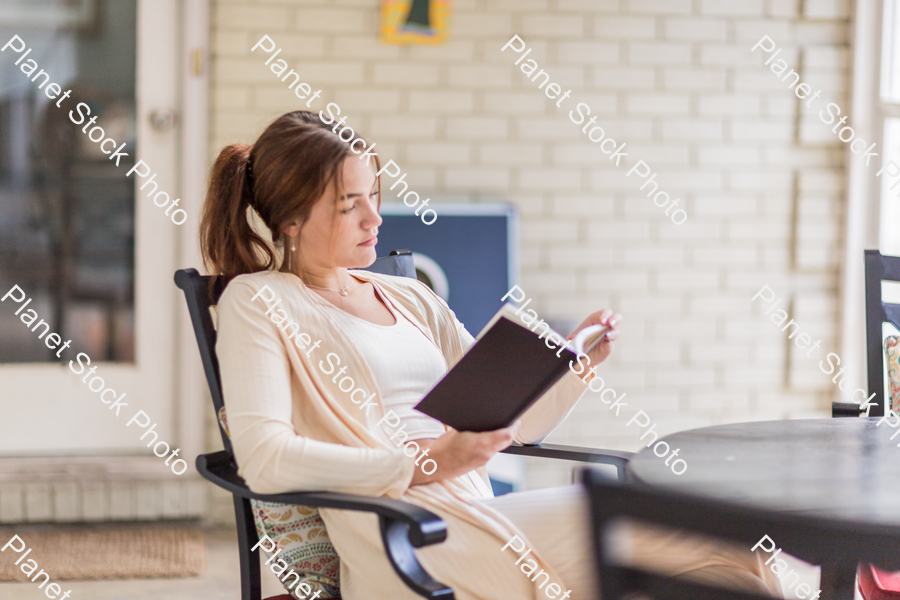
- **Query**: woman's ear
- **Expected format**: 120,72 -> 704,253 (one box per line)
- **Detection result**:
281,219 -> 303,239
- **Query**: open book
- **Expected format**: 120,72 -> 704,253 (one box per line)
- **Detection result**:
413,303 -> 610,432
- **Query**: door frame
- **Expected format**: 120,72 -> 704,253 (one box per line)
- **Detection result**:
176,0 -> 210,477
840,0 -> 884,404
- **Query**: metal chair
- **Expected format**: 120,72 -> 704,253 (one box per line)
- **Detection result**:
581,468 -> 900,600
832,250 -> 900,418
830,251 -> 900,600
175,249 -> 633,600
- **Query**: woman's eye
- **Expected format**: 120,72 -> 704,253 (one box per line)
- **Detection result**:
340,205 -> 356,215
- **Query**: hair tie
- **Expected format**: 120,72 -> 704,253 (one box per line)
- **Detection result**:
245,154 -> 265,223
245,155 -> 256,204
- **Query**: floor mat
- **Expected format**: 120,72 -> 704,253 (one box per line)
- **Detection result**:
0,525 -> 206,580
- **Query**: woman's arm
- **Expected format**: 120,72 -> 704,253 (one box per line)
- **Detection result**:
216,280 -> 415,498
515,371 -> 591,445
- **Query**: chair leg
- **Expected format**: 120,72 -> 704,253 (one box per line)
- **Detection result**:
820,561 -> 858,600
235,496 -> 263,600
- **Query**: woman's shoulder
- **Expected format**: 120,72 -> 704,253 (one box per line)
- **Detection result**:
218,271 -> 297,309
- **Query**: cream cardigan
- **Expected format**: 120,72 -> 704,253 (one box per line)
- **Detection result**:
216,269 -> 591,599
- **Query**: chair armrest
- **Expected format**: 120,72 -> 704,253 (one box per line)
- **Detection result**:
197,451 -> 446,545
832,402 -> 864,418
197,451 -> 454,599
501,443 -> 634,482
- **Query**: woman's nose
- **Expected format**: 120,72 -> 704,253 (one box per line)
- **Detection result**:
363,201 -> 383,228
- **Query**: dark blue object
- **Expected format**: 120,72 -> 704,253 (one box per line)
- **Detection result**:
489,478 -> 514,497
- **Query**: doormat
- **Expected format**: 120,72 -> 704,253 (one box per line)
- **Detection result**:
0,525 -> 206,580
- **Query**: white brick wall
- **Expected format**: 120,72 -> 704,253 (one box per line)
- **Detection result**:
210,0 -> 849,482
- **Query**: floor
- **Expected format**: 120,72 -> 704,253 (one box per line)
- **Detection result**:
0,526 -> 861,600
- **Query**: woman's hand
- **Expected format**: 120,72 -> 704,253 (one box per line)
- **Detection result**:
568,309 -> 622,366
409,421 -> 521,486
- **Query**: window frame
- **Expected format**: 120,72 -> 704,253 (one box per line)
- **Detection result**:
840,0 -> 891,404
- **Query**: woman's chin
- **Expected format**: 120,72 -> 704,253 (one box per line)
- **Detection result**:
351,245 -> 378,268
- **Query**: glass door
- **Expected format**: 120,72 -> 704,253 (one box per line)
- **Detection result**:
0,0 -> 179,457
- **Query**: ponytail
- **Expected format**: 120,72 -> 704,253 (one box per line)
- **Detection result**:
200,143 -> 277,286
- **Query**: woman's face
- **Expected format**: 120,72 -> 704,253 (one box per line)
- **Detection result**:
294,155 -> 382,270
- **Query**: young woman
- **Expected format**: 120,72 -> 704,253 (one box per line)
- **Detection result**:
201,110 -> 781,600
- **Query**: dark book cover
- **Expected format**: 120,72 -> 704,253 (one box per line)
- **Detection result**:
414,304 -> 608,432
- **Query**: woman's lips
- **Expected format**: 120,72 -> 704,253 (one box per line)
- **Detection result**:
359,236 -> 377,247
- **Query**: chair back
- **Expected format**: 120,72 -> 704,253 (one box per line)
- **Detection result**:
581,467 -> 900,600
174,250 -> 415,454
865,250 -> 900,417
175,250 -> 415,600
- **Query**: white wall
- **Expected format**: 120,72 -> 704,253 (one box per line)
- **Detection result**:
209,0 -> 852,487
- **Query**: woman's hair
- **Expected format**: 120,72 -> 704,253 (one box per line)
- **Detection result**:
200,110 -> 381,284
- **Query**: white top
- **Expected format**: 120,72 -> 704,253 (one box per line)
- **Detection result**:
315,283 -> 450,440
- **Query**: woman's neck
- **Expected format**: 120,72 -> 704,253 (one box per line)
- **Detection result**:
284,263 -> 356,291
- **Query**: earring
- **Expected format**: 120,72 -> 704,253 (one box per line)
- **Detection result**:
288,235 -> 296,271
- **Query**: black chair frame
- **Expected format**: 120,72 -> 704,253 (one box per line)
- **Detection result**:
582,468 -> 900,600
832,250 -> 900,418
863,250 -> 900,417
176,250 -> 633,600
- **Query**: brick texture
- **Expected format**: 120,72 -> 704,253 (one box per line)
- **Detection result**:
210,0 -> 850,480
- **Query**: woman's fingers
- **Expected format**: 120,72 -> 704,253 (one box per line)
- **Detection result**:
502,419 -> 521,439
466,424 -> 518,459
490,420 -> 520,447
410,421 -> 524,486
567,310 -> 624,341
599,310 -> 623,330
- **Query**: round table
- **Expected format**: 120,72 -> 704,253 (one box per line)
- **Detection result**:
628,418 -> 900,522
628,418 -> 900,599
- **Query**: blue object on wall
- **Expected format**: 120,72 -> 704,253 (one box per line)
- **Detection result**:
375,204 -> 518,336
489,478 -> 514,496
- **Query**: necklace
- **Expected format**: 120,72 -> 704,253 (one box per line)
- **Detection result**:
306,280 -> 355,296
